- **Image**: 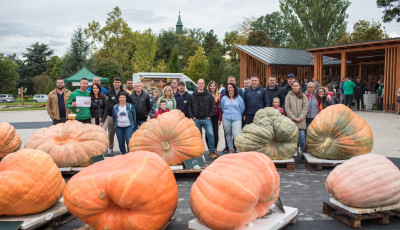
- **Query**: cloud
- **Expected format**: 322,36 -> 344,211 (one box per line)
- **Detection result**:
123,9 -> 168,24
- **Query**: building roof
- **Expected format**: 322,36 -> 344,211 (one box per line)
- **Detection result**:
176,11 -> 183,26
234,44 -> 342,66
64,67 -> 109,83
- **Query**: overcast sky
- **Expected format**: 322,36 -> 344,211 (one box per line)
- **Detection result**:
0,0 -> 399,57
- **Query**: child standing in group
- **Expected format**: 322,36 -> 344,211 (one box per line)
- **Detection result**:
272,97 -> 285,116
154,100 -> 170,118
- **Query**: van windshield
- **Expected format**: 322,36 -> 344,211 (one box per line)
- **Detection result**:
140,78 -> 175,92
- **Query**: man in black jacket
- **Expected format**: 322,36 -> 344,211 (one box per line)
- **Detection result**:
266,75 -> 286,111
129,81 -> 151,127
188,79 -> 215,155
174,81 -> 190,118
102,77 -> 131,155
354,76 -> 366,110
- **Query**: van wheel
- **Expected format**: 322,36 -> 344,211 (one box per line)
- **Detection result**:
2,100 -> 6,103
34,100 -> 37,102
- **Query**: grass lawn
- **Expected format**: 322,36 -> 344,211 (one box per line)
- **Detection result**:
0,97 -> 47,111
0,107 -> 47,111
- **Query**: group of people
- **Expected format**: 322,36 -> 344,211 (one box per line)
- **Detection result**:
47,73 -> 341,158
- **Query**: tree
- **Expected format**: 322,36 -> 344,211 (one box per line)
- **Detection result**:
32,74 -> 52,94
0,53 -> 19,95
93,56 -> 123,80
20,42 -> 54,94
377,0 -> 400,23
247,30 -> 275,47
207,48 -> 226,83
85,6 -> 136,81
183,47 -> 209,83
132,29 -> 157,72
223,31 -> 247,63
184,28 -> 206,45
63,27 -> 91,76
337,20 -> 389,44
251,11 -> 290,47
168,46 -> 181,73
155,29 -> 180,63
203,30 -> 220,57
280,0 -> 350,49
238,17 -> 255,37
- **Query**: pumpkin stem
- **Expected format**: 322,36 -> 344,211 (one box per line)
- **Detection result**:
99,190 -> 106,199
321,138 -> 332,153
161,141 -> 170,151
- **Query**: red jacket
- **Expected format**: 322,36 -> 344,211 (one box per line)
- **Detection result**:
154,108 -> 170,119
212,94 -> 222,121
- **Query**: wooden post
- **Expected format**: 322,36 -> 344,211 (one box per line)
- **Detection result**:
313,54 -> 323,83
358,64 -> 364,81
396,46 -> 400,112
341,51 -> 347,80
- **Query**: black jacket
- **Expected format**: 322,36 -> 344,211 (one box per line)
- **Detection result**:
174,91 -> 190,118
129,91 -> 151,122
354,81 -> 366,99
266,84 -> 286,108
188,90 -> 214,119
90,96 -> 107,119
102,88 -> 131,123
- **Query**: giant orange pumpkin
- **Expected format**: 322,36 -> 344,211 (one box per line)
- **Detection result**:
0,122 -> 21,158
190,151 -> 280,230
63,151 -> 178,230
129,109 -> 204,165
306,104 -> 373,159
326,154 -> 400,208
24,120 -> 108,167
0,149 -> 65,216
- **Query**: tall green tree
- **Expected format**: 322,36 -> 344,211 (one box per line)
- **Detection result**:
183,47 -> 209,83
19,42 -> 54,94
168,46 -> 181,73
337,20 -> 389,44
247,30 -> 275,47
93,56 -> 123,80
64,27 -> 91,76
377,0 -> 400,23
203,30 -> 220,57
0,53 -> 19,95
280,0 -> 350,49
155,29 -> 180,63
207,48 -> 226,83
133,29 -> 157,72
184,28 -> 206,45
223,31 -> 247,63
251,11 -> 290,47
85,6 -> 136,81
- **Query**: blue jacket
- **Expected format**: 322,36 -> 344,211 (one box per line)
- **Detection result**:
174,91 -> 190,118
112,103 -> 136,130
243,85 -> 270,115
221,95 -> 245,120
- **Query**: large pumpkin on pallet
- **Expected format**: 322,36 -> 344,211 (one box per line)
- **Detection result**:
326,154 -> 400,208
235,108 -> 299,159
190,152 -> 280,230
0,149 -> 65,216
64,151 -> 179,230
129,109 -> 204,165
24,120 -> 108,167
306,104 -> 373,160
0,122 -> 21,158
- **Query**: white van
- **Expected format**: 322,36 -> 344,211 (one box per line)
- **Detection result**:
132,72 -> 197,94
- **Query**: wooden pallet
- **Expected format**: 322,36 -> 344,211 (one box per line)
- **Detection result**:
302,152 -> 346,171
59,167 -> 85,176
273,158 -> 295,170
323,201 -> 400,229
0,199 -> 75,230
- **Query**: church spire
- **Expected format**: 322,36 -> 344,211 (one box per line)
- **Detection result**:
176,11 -> 183,34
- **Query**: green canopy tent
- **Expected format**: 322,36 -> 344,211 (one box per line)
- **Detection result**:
64,67 -> 109,84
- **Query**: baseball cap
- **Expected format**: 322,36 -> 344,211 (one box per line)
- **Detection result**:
288,73 -> 295,78
177,81 -> 185,86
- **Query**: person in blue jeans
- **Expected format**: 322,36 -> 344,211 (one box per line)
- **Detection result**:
188,79 -> 215,157
221,83 -> 245,153
112,91 -> 136,155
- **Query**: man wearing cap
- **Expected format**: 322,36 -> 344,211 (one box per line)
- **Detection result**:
174,81 -> 190,118
282,73 -> 300,98
354,76 -> 366,110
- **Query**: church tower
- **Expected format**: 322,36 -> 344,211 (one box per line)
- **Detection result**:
176,11 -> 183,34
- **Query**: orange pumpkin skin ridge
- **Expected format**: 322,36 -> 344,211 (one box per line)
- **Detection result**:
129,109 -> 205,165
0,149 -> 65,215
0,122 -> 22,158
306,104 -> 374,160
63,151 -> 179,230
190,152 -> 280,230
326,154 -> 400,208
24,120 -> 109,167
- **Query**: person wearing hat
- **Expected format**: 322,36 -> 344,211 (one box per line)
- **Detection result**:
174,81 -> 190,118
282,73 -> 301,98
354,76 -> 366,110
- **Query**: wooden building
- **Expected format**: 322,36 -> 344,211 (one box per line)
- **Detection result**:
307,38 -> 400,112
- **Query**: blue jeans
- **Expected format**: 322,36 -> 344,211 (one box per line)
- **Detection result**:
299,129 -> 306,151
222,118 -> 242,150
194,119 -> 214,153
116,126 -> 134,154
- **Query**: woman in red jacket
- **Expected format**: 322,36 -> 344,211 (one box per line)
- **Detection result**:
206,81 -> 222,159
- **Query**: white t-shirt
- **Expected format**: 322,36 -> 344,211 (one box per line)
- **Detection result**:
117,105 -> 130,127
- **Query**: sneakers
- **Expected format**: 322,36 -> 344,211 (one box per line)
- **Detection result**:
222,147 -> 229,153
105,148 -> 114,156
297,147 -> 303,157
